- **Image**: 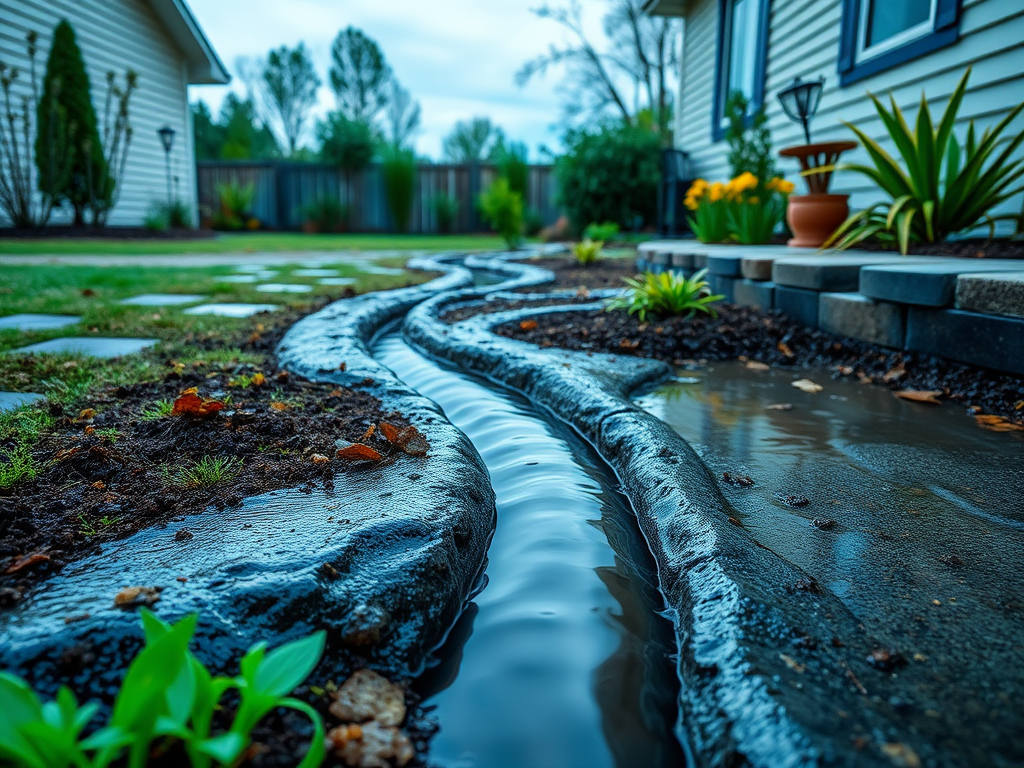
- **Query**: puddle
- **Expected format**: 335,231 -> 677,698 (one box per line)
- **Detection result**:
374,331 -> 687,768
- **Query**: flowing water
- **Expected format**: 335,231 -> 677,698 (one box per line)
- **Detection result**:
372,330 -> 688,768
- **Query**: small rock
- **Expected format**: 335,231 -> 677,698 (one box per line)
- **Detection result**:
939,554 -> 964,568
722,472 -> 754,488
866,648 -> 907,672
329,669 -> 407,727
783,495 -> 810,508
174,529 -> 193,542
113,586 -> 162,608
330,720 -> 413,768
812,518 -> 837,530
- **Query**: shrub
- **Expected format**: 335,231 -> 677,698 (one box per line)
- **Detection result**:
497,141 -> 529,198
431,192 -> 460,234
524,207 -> 544,237
301,195 -> 348,233
606,268 -> 724,322
725,91 -> 777,184
826,69 -> 1024,253
145,199 -> 192,231
572,238 -> 603,265
381,145 -> 416,233
556,121 -> 661,234
583,221 -> 620,242
478,177 -> 524,248
0,610 -> 326,768
213,180 -> 256,230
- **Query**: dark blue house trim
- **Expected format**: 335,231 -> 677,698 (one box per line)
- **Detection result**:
711,0 -> 771,143
838,0 -> 962,87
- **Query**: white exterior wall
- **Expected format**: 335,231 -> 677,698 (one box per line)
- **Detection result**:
0,0 -> 196,226
676,0 -> 1024,227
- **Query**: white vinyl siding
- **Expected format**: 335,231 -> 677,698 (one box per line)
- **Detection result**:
675,0 -> 1024,231
0,0 -> 196,226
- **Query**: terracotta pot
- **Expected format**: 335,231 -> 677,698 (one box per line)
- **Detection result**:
786,193 -> 850,248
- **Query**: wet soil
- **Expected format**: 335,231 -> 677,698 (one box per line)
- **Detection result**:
512,255 -> 639,291
0,298 -> 416,604
853,237 -> 1024,259
493,302 -> 1024,426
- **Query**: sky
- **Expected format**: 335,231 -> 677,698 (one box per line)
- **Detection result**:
186,0 -> 612,161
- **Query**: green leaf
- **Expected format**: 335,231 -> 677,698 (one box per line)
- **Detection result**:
195,732 -> 247,765
0,672 -> 46,768
278,699 -> 327,768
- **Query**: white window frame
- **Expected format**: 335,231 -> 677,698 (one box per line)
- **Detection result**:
718,0 -> 761,130
856,0 -> 938,63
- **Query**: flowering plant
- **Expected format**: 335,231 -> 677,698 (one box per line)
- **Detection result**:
684,179 -> 729,243
686,173 -> 794,244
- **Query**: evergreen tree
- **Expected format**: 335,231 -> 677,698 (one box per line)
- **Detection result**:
35,19 -> 109,226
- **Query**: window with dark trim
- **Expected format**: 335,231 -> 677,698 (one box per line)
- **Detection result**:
711,0 -> 771,142
838,0 -> 962,86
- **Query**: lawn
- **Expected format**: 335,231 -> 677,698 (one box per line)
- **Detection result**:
0,232 -> 532,255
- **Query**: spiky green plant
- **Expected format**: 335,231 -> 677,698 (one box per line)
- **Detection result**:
825,68 -> 1024,253
606,268 -> 724,322
572,238 -> 603,265
165,456 -> 241,488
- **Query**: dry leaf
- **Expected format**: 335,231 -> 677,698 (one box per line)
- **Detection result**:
974,414 -> 1024,432
360,424 -> 376,442
310,454 -> 331,464
779,654 -> 806,673
379,422 -> 400,443
172,389 -> 225,419
520,320 -> 538,331
250,372 -> 266,386
76,408 -> 96,422
791,379 -> 823,393
882,362 -> 907,383
91,481 -> 105,489
114,586 -> 161,608
336,442 -> 384,462
777,341 -> 795,359
895,390 -> 943,405
380,422 -> 429,456
6,552 -> 50,574
338,362 -> 347,372
880,742 -> 921,768
270,402 -> 289,412
745,361 -> 770,371
767,403 -> 793,411
83,425 -> 95,435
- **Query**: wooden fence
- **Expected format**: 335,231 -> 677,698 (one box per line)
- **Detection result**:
196,161 -> 560,233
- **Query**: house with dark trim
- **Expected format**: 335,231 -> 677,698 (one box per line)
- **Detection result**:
643,0 -> 1024,226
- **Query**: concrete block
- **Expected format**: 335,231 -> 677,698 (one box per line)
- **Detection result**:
819,292 -> 905,349
0,314 -> 80,331
707,253 -> 743,277
670,252 -> 694,270
860,260 -> 1024,307
775,286 -> 820,328
906,307 -> 1024,376
6,337 -> 158,358
709,275 -> 736,303
693,253 -> 709,269
955,272 -> 1024,319
733,279 -> 775,310
772,254 -> 933,292
635,256 -> 648,272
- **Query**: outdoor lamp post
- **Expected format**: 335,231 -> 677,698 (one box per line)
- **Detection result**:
777,76 -> 824,145
157,125 -> 176,205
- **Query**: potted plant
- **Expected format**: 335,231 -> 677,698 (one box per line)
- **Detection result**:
776,77 -> 856,247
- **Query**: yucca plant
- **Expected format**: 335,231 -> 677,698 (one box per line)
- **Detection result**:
606,268 -> 724,323
825,68 -> 1024,254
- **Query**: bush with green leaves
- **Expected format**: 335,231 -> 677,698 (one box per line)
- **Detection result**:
606,268 -> 723,322
497,141 -> 529,198
825,69 -> 1024,253
583,221 -> 620,242
381,145 -> 416,233
213,180 -> 257,230
144,200 -> 192,231
572,238 -> 603,265
478,177 -> 524,249
0,610 -> 325,768
301,195 -> 348,233
556,121 -> 661,235
431,192 -> 460,234
724,91 -> 777,187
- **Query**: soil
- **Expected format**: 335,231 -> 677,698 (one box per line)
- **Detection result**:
491,302 -> 1024,426
0,225 -> 216,240
512,255 -> 640,291
0,296 -> 418,604
849,237 -> 1024,259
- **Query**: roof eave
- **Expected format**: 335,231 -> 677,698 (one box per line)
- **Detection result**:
146,0 -> 230,85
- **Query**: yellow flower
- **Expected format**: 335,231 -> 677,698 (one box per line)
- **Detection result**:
686,179 -> 708,199
685,196 -> 700,211
709,182 -> 726,203
767,177 -> 795,194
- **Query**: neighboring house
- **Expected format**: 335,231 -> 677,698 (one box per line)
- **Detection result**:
644,0 -> 1024,228
0,0 -> 228,227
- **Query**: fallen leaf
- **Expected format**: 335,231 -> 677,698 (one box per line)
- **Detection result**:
777,341 -> 795,359
767,403 -> 793,411
361,423 -> 377,442
6,553 -> 51,574
81,288 -> 95,297
269,402 -> 289,412
380,422 -> 429,456
276,370 -> 290,383
837,365 -> 854,376
380,422 -> 400,443
311,454 -> 331,464
745,361 -> 770,371
520,320 -> 538,331
895,390 -> 942,405
880,743 -> 921,768
336,442 -> 384,462
1015,400 -> 1024,411
250,372 -> 266,386
779,654 -> 806,673
338,362 -> 347,372
76,408 -> 96,422
619,338 -> 640,350
974,414 -> 1024,432
791,379 -> 823,393
882,362 -> 907,383
63,613 -> 90,624
114,586 -> 161,608
83,425 -> 95,435
91,481 -> 105,489
172,389 -> 225,419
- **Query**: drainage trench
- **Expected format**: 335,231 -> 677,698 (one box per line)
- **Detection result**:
372,329 -> 688,768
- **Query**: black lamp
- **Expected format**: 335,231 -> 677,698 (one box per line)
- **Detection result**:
157,125 -> 176,205
777,76 -> 824,145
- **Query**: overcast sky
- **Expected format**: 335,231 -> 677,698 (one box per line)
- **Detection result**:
186,0 -> 612,160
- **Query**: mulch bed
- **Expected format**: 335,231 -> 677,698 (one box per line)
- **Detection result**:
0,225 -> 215,240
854,238 -> 1024,259
0,298 -> 419,605
514,255 -> 639,291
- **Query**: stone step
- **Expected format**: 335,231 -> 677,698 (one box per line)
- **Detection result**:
955,272 -> 1024,319
774,286 -> 820,328
773,254 -> 936,292
0,313 -> 81,331
733,279 -> 775,310
183,303 -> 279,318
120,294 -> 205,306
860,260 -> 1024,307
819,292 -> 905,349
907,307 -> 1024,376
6,337 -> 158,358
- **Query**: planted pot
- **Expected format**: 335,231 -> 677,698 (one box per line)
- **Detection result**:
786,193 -> 849,248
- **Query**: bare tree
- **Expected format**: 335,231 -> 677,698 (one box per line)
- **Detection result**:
516,0 -> 680,131
259,43 -> 320,155
329,27 -> 392,125
385,79 -> 420,149
442,117 -> 505,164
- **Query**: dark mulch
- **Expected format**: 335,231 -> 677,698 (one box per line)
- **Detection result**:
492,303 -> 1024,426
0,225 -> 216,240
514,255 -> 639,291
853,237 -> 1024,259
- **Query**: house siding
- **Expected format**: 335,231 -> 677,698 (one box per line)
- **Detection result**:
0,0 -> 197,226
675,0 -> 1024,227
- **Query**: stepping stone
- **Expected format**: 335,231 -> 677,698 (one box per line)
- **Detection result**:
255,284 -> 313,293
318,277 -> 357,286
0,313 -> 81,331
216,275 -> 259,283
819,292 -> 905,349
773,254 -> 934,292
292,268 -> 339,277
956,272 -> 1024,319
120,294 -> 205,306
733,279 -> 775,310
775,286 -> 820,328
0,392 -> 44,412
184,303 -> 278,318
906,307 -> 1024,376
360,265 -> 405,276
861,260 -> 1024,307
234,264 -> 276,273
6,337 -> 158,358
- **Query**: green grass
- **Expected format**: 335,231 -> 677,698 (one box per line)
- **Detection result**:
0,232 -> 532,255
0,405 -> 54,489
164,455 -> 242,488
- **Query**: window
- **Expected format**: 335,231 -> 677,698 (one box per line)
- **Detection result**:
712,0 -> 770,142
838,0 -> 961,86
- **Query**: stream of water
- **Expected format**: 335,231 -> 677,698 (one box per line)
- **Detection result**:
372,330 -> 688,768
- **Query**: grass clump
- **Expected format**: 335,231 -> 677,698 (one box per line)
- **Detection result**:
606,268 -> 724,322
165,456 -> 242,488
572,238 -> 604,265
0,406 -> 54,489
